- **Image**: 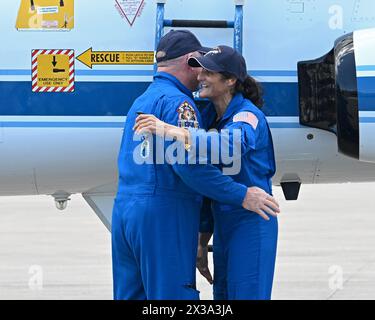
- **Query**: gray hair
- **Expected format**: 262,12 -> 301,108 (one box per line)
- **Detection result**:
157,55 -> 186,68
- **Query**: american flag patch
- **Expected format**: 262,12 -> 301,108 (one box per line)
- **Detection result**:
233,112 -> 259,130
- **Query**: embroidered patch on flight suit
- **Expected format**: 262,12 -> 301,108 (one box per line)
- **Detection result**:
177,101 -> 199,128
233,111 -> 259,130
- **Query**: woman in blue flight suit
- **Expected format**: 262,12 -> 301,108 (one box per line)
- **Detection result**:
134,45 -> 278,300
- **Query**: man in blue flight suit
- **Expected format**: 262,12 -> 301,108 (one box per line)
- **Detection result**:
111,30 -> 279,300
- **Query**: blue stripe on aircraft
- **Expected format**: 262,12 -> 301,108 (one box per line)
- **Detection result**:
0,70 -> 30,76
0,81 -> 150,116
0,69 -> 298,77
76,70 -> 154,76
0,121 -> 301,129
250,70 -> 297,77
357,65 -> 375,71
1,122 -> 125,128
0,81 -> 299,116
357,77 -> 375,112
359,118 -> 375,123
269,123 -> 302,128
0,69 -> 154,76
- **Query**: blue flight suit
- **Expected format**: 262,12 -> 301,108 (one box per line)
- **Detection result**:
194,93 -> 278,300
111,72 -> 250,300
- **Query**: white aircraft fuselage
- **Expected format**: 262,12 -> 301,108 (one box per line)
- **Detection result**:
1,0 -> 375,228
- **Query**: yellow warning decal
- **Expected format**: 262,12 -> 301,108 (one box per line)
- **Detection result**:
32,49 -> 74,93
77,48 -> 154,69
37,54 -> 70,87
16,0 -> 74,31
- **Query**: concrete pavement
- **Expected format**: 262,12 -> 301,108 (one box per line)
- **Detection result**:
1,183 -> 375,299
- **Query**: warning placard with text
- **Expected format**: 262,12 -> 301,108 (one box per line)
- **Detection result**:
32,49 -> 74,92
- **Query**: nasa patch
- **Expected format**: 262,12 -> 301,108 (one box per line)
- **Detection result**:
177,101 -> 199,128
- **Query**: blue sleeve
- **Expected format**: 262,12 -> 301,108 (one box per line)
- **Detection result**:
173,163 -> 247,205
199,197 -> 214,233
187,117 -> 261,165
160,96 -> 248,206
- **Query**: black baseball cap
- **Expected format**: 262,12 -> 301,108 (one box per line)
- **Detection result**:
156,30 -> 211,63
188,45 -> 248,82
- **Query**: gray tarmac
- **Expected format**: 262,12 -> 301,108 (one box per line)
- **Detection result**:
1,182 -> 375,300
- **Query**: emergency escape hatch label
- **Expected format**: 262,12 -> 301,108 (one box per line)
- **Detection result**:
115,0 -> 145,26
32,49 -> 74,92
